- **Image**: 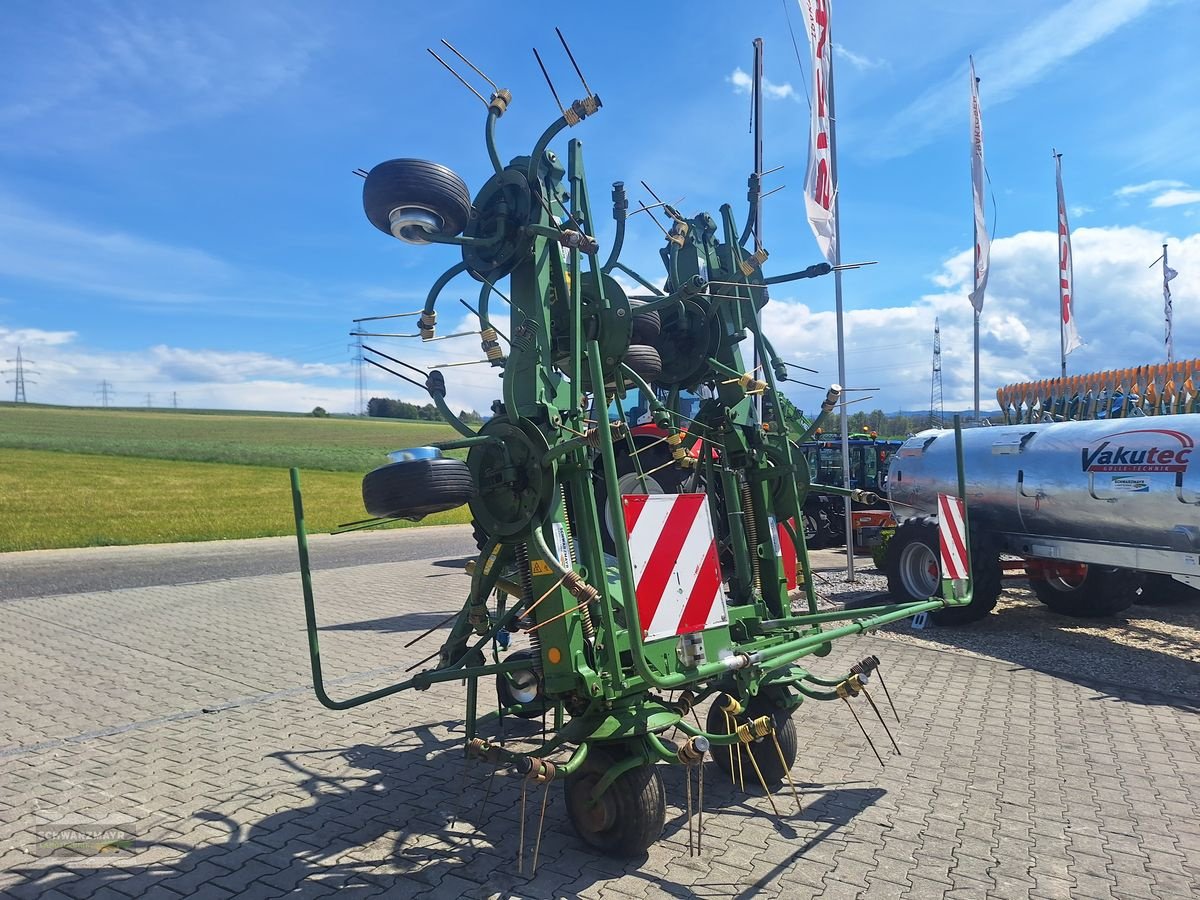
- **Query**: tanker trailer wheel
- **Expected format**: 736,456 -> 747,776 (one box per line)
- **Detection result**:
1026,563 -> 1143,617
1139,574 -> 1200,606
496,649 -> 545,719
885,518 -> 1001,624
362,158 -> 472,244
362,457 -> 474,519
566,748 -> 665,857
705,693 -> 798,788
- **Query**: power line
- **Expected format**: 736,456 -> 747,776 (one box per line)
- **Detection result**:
95,381 -> 114,408
4,345 -> 38,403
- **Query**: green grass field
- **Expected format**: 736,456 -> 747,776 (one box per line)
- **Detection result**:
0,407 -> 472,552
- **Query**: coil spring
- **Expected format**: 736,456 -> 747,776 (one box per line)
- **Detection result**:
740,478 -> 762,593
556,486 -> 596,644
736,716 -> 773,742
514,542 -> 542,672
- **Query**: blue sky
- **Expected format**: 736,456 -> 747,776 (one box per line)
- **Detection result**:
1,0 -> 1197,416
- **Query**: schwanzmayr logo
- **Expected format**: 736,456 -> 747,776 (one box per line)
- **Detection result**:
1081,428 -> 1194,474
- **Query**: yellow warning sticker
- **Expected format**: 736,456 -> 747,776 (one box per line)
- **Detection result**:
530,559 -> 553,576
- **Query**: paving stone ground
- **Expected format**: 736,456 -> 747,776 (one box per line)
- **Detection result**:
1,532 -> 1198,899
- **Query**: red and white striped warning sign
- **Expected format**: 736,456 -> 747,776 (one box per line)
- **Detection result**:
938,493 -> 969,580
623,493 -> 729,641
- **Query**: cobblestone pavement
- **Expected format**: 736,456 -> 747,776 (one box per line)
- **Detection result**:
2,529 -> 1198,899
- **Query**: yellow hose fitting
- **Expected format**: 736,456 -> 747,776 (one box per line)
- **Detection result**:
739,248 -> 769,276
720,696 -> 743,716
419,310 -> 437,340
488,89 -> 512,116
736,716 -> 772,743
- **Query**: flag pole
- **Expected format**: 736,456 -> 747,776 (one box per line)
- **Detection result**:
1054,149 -> 1066,379
825,18 -> 853,581
1164,243 -> 1173,364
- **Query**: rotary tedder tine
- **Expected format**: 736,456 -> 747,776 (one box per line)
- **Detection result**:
842,696 -> 884,767
876,668 -> 900,723
770,727 -> 802,814
736,717 -> 779,816
861,686 -> 901,755
531,777 -> 552,876
676,736 -> 708,857
517,778 -> 528,874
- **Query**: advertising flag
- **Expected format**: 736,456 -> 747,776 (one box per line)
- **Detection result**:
798,0 -> 836,263
1056,153 -> 1083,356
968,57 -> 989,313
1165,262 -> 1178,362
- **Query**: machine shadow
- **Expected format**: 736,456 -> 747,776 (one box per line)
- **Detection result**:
4,725 -> 881,899
878,587 -> 1200,712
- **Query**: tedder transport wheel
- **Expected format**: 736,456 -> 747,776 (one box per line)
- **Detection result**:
705,694 -> 798,788
884,517 -> 1001,624
1026,564 -> 1143,617
565,749 -> 665,857
495,649 -> 545,719
624,343 -> 663,383
362,158 -> 472,244
629,301 -> 662,344
362,457 -> 474,519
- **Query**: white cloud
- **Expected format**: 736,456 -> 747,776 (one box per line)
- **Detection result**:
1115,179 -> 1186,198
1068,205 -> 1093,218
727,68 -> 797,101
834,44 -> 887,71
1150,189 -> 1200,208
868,0 -> 1155,159
762,224 -> 1199,413
0,5 -> 323,152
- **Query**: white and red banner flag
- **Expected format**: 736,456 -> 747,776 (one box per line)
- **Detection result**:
968,56 -> 989,313
1055,153 -> 1083,356
798,0 -> 837,263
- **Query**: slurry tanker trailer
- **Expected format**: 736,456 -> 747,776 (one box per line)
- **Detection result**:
885,414 -> 1200,622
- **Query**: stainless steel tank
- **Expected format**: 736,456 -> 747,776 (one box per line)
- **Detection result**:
888,416 -> 1200,570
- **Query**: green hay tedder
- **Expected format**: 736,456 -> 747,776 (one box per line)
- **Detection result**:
290,34 -> 973,861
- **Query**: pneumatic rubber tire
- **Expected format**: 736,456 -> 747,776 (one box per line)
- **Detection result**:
800,508 -> 824,549
363,158 -> 472,241
566,749 -> 665,857
362,457 -> 474,519
496,649 -> 545,719
705,693 -> 798,788
1027,565 -> 1143,617
595,443 -> 689,554
629,302 -> 662,344
623,344 -> 662,383
885,517 -> 1001,624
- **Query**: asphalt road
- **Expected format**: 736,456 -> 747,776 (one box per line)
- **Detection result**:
0,525 -> 479,602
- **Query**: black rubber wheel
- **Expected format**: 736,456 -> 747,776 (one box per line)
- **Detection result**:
566,748 -> 665,857
471,520 -> 490,552
362,457 -> 474,519
629,302 -> 662,344
800,507 -> 824,549
362,158 -> 472,243
1027,564 -> 1143,617
885,517 -> 1001,624
817,506 -> 843,548
595,443 -> 689,554
1139,574 -> 1200,605
623,344 -> 662,383
705,693 -> 798,788
496,649 -> 544,719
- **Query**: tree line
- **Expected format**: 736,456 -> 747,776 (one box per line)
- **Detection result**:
367,397 -> 483,424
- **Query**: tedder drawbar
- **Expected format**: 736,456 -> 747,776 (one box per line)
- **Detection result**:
289,34 -> 973,862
